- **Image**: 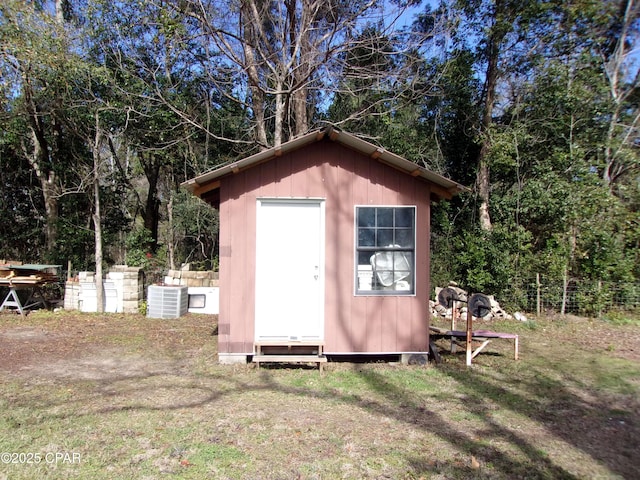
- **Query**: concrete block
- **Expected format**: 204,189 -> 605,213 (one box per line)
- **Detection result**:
218,353 -> 248,365
122,301 -> 139,314
64,282 -> 80,310
123,291 -> 138,301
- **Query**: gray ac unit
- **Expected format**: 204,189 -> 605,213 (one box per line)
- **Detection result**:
147,285 -> 188,319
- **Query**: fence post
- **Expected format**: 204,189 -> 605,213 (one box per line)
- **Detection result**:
561,268 -> 568,315
597,280 -> 602,318
536,273 -> 541,316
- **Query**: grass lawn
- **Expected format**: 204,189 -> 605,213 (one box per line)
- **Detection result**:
0,310 -> 638,479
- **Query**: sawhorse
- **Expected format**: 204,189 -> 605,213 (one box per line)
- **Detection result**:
0,285 -> 47,316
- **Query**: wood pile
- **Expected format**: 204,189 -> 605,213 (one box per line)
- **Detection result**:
0,264 -> 59,285
431,285 -> 516,321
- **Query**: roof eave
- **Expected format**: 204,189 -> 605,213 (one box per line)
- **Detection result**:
181,129 -> 325,193
181,127 -> 468,200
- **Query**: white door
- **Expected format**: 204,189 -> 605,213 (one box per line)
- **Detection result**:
255,199 -> 325,341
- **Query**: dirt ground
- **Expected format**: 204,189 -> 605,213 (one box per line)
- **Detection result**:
548,314 -> 640,362
0,310 -> 216,380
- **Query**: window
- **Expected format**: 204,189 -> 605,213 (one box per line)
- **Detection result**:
355,206 -> 415,295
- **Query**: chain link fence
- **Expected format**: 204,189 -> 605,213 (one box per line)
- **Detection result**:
499,277 -> 640,317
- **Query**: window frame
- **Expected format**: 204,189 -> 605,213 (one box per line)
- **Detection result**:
354,205 -> 417,296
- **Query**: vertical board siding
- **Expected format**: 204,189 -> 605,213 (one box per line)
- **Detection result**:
218,182 -> 231,354
414,192 -> 430,350
218,140 -> 431,356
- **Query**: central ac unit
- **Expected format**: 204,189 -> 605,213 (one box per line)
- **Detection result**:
147,285 -> 188,319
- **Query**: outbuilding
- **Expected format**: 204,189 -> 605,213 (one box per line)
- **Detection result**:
182,127 -> 465,364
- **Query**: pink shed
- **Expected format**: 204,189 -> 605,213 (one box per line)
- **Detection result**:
182,127 -> 465,364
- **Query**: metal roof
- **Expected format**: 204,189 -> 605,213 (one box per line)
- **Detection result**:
0,264 -> 61,270
181,127 -> 467,200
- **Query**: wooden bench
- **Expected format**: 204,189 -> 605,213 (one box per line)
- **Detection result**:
430,326 -> 519,362
252,341 -> 327,371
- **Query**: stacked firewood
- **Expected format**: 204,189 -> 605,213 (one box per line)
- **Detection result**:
0,263 -> 59,285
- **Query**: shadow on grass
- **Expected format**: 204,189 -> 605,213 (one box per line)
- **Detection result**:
21,375 -> 605,476
4,339 -> 638,479
337,366 -> 581,479
418,350 -> 639,479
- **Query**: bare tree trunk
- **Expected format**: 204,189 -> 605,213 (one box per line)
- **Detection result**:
29,136 -> 59,252
292,89 -> 308,136
166,190 -> 176,270
477,145 -> 492,231
23,81 -> 59,254
476,0 -> 507,231
241,1 -> 269,149
274,85 -> 285,147
55,0 -> 66,24
139,152 -> 161,252
477,33 -> 500,231
602,0 -> 640,188
289,0 -> 310,137
93,114 -> 104,313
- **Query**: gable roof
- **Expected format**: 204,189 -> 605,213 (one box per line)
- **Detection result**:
182,127 -> 467,204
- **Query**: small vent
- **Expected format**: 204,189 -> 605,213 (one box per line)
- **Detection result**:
147,285 -> 188,319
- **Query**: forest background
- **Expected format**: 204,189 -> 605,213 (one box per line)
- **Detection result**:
1,0 -> 638,314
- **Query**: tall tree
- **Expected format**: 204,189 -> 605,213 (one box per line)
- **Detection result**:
430,0 -> 544,230
86,0 -> 228,255
467,0 -> 527,230
599,0 -> 640,190
109,0 -> 428,149
0,0 -> 69,254
469,0 -> 640,285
